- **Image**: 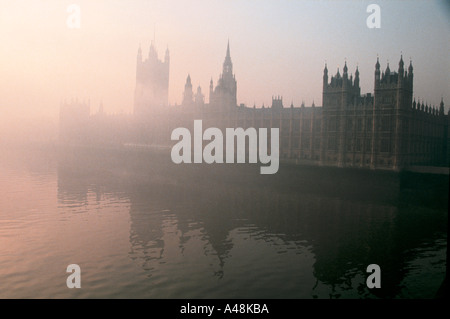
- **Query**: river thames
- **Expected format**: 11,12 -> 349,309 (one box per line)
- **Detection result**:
0,144 -> 447,298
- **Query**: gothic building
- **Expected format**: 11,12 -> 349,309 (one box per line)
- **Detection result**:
171,43 -> 448,170
59,41 -> 449,171
133,42 -> 170,117
209,40 -> 237,109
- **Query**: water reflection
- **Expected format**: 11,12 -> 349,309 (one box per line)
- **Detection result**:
56,147 -> 447,298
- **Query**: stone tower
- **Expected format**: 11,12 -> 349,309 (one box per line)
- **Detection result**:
210,41 -> 237,109
371,56 -> 413,169
320,61 -> 361,166
134,42 -> 170,118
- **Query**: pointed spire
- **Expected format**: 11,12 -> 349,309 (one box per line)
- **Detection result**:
323,62 -> 328,87
408,58 -> 413,74
149,40 -> 157,59
439,97 -> 445,115
222,40 -> 233,75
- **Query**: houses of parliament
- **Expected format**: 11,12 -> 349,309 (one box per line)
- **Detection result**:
60,41 -> 450,171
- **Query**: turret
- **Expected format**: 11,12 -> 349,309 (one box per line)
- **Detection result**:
439,98 -> 445,116
385,62 -> 390,76
209,78 -> 214,103
354,65 -> 360,88
398,55 -> 404,77
323,63 -> 328,90
164,46 -> 170,64
195,86 -> 204,106
182,74 -> 193,105
149,41 -> 157,60
375,56 -> 381,88
408,59 -> 414,91
343,61 -> 348,79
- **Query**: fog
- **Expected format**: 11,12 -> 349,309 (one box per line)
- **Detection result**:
0,0 -> 449,146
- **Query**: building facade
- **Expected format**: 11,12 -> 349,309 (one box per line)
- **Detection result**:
60,42 -> 449,170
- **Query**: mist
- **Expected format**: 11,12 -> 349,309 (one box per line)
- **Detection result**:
1,0 -> 449,149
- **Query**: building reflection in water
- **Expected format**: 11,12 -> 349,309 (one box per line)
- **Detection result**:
57,147 -> 447,298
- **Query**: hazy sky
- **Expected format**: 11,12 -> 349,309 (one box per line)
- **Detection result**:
1,0 -> 449,129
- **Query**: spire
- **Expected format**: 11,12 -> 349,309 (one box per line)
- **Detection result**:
323,62 -> 328,88
149,41 -> 157,59
343,61 -> 348,74
398,54 -> 404,77
222,40 -> 233,75
375,56 -> 380,70
137,44 -> 142,63
165,45 -> 170,62
183,74 -> 193,105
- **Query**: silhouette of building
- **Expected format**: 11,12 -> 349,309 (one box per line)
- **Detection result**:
209,40 -> 237,109
59,41 -> 449,170
134,42 -> 170,117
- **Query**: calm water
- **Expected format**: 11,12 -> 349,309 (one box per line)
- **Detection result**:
0,145 -> 447,299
